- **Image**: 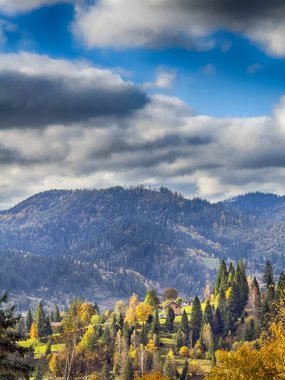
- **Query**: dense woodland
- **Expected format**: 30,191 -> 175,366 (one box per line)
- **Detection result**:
0,187 -> 284,308
1,260 -> 285,379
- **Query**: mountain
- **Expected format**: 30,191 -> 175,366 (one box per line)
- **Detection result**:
0,187 -> 284,309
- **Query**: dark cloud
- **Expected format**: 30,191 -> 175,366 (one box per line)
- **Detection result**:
0,71 -> 148,129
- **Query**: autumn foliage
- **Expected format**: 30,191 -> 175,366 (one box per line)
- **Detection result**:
135,372 -> 168,380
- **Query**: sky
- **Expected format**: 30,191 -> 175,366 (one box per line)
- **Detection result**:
0,0 -> 285,208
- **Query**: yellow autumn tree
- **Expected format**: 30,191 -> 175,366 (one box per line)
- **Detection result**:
135,303 -> 154,325
179,346 -> 189,357
125,293 -> 139,326
30,322 -> 38,339
49,353 -> 60,376
135,372 -> 167,380
206,306 -> 285,380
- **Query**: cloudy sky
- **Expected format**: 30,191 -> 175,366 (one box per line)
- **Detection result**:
0,0 -> 285,208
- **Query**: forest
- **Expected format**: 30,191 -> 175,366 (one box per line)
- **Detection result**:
0,187 -> 285,309
1,259 -> 285,379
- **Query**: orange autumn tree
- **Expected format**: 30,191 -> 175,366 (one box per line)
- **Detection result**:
206,305 -> 285,380
135,372 -> 167,380
30,322 -> 38,339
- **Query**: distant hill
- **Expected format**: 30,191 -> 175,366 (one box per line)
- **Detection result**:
0,187 -> 284,309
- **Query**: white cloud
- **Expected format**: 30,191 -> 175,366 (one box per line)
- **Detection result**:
73,0 -> 285,56
143,71 -> 176,89
0,0 -> 69,14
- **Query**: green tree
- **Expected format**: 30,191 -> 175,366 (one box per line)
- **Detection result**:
235,261 -> 249,315
26,308 -> 33,333
145,289 -> 158,308
54,304 -> 61,322
180,360 -> 189,380
152,309 -> 160,334
190,296 -> 202,346
163,353 -> 176,379
214,260 -> 228,295
45,315 -> 52,336
0,293 -> 32,379
276,272 -> 285,301
34,302 -> 46,338
263,261 -> 274,289
226,282 -> 239,332
122,356 -> 134,380
203,299 -> 213,328
165,308 -> 175,332
244,319 -> 256,342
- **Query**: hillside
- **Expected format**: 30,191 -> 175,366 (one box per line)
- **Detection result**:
0,187 -> 284,308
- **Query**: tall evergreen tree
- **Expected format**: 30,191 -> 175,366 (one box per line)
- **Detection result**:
34,302 -> 46,338
0,293 -> 32,378
203,299 -> 213,328
226,281 -> 239,332
152,309 -> 160,334
244,318 -> 256,342
122,356 -> 134,380
45,316 -> 53,336
217,288 -> 227,327
235,261 -> 249,315
213,307 -> 224,335
227,262 -> 235,285
26,308 -> 33,334
190,296 -> 202,346
276,272 -> 285,301
54,305 -> 61,323
165,307 -> 175,332
214,260 -> 228,295
180,309 -> 189,340
180,360 -> 189,380
263,261 -> 274,289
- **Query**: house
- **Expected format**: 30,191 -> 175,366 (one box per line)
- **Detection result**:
163,301 -> 181,317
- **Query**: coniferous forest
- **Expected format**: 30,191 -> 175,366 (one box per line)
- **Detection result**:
1,260 -> 285,379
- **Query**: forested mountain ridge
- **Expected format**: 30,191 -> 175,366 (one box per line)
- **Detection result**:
0,187 -> 284,308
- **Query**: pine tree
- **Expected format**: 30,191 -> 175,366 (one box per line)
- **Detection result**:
54,304 -> 61,322
276,272 -> 285,301
227,262 -> 235,285
34,302 -> 46,339
226,281 -> 239,332
165,307 -> 175,332
163,352 -> 176,379
235,261 -> 249,315
190,296 -> 202,346
217,288 -> 227,327
180,360 -> 189,380
176,328 -> 183,350
203,299 -> 213,327
213,307 -> 224,335
214,260 -> 228,295
26,308 -> 33,333
0,293 -> 32,378
144,289 -> 158,308
244,318 -> 256,341
152,309 -> 160,334
122,356 -> 134,380
263,261 -> 274,289
45,315 -> 53,336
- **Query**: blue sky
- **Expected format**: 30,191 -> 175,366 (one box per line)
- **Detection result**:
0,0 -> 285,207
2,2 -> 285,117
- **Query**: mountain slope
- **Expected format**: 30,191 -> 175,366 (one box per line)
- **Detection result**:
0,188 -> 284,308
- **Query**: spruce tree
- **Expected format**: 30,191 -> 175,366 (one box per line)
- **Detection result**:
213,307 -> 224,335
26,308 -> 33,333
226,281 -> 239,332
190,296 -> 202,346
227,262 -> 235,285
54,304 -> 61,322
217,288 -> 227,327
263,261 -> 274,289
214,260 -> 228,295
180,360 -> 189,380
235,261 -> 249,315
277,272 -> 285,300
175,328 -> 183,350
152,309 -> 160,334
0,293 -> 32,378
244,318 -> 256,341
203,299 -> 213,328
34,302 -> 46,339
45,315 -> 52,336
165,307 -> 175,332
122,356 -> 134,380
